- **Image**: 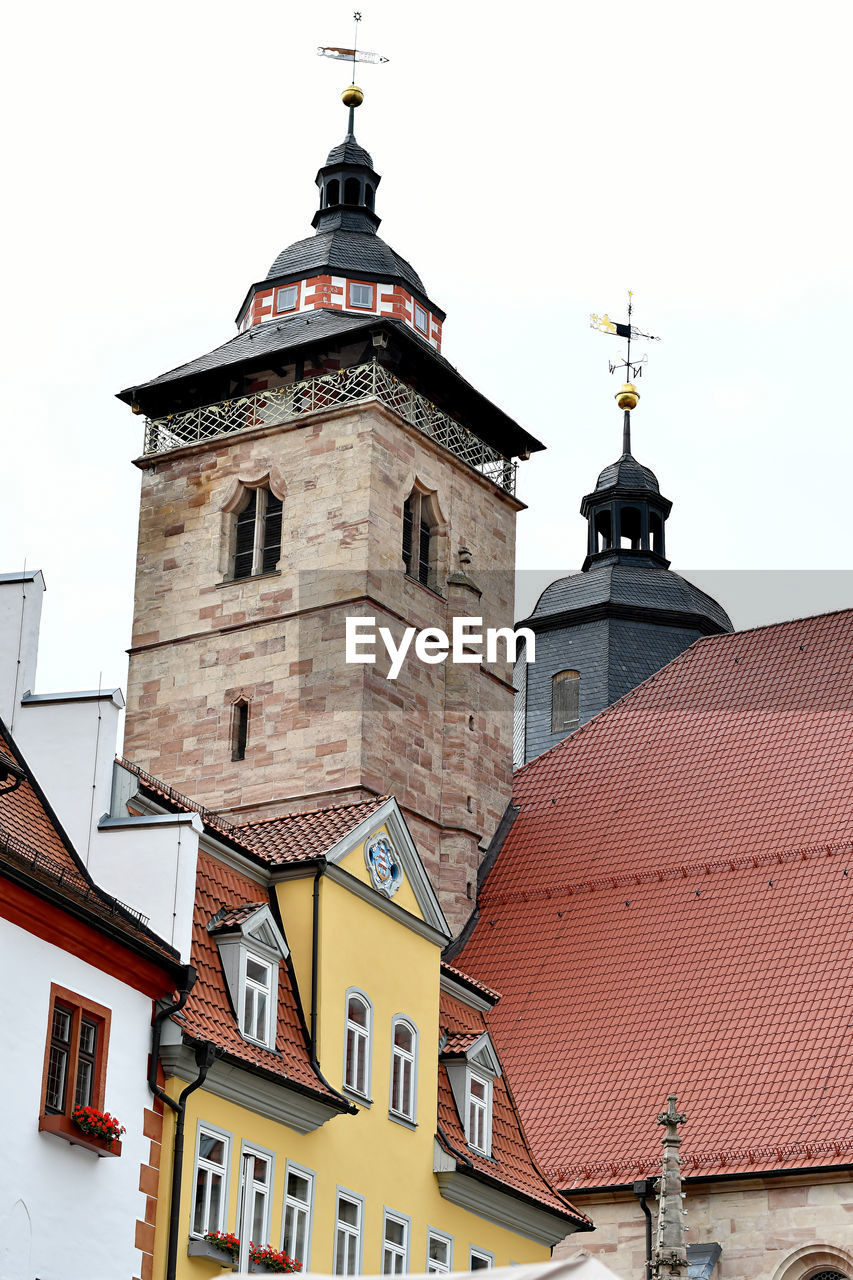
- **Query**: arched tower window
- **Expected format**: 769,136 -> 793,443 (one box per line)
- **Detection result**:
619,505 -> 642,550
650,509 -> 664,555
552,670 -> 580,734
325,178 -> 340,206
402,487 -> 441,590
594,509 -> 612,552
233,486 -> 283,580
344,177 -> 360,204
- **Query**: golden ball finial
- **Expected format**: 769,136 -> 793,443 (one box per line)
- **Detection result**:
342,84 -> 364,108
616,382 -> 640,411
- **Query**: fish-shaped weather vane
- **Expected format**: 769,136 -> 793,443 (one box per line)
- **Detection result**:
318,12 -> 389,85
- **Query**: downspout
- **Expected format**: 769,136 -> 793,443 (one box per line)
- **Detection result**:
309,861 -> 324,1065
165,1042 -> 217,1280
149,967 -> 220,1280
633,1179 -> 656,1280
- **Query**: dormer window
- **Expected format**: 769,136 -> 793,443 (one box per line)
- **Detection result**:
442,1028 -> 501,1159
465,1070 -> 491,1153
242,955 -> 272,1044
276,285 -> 299,313
350,282 -> 374,310
413,303 -> 428,335
209,904 -> 288,1052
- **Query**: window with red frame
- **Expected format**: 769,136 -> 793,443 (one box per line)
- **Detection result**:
41,985 -> 110,1120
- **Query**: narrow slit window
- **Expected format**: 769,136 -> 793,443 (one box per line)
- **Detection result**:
232,701 -> 249,762
551,669 -> 580,734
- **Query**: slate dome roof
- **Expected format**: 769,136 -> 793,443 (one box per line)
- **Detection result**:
529,561 -> 733,633
265,230 -> 427,295
594,452 -> 660,493
324,136 -> 375,168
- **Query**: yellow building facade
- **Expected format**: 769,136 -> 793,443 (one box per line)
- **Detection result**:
137,786 -> 589,1279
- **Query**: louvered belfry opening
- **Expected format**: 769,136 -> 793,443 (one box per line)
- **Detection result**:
233,487 -> 282,580
234,491 -> 258,580
262,493 -> 283,573
402,489 -> 436,589
551,670 -> 580,734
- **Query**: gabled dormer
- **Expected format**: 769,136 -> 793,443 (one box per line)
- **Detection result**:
441,1029 -> 502,1158
208,902 -> 289,1051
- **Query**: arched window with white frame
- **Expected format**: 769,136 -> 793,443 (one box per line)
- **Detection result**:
344,990 -> 372,1098
389,1017 -> 417,1122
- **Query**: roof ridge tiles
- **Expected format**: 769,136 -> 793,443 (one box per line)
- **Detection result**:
479,838 -> 853,907
237,794 -> 389,831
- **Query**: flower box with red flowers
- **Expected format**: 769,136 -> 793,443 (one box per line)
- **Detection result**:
38,1105 -> 125,1157
249,1244 -> 302,1273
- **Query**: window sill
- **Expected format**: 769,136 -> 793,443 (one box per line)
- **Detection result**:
403,572 -> 444,601
388,1111 -> 417,1131
216,570 -> 281,589
342,1088 -> 372,1108
39,1112 -> 122,1157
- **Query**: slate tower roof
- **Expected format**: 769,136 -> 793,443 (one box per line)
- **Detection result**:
514,404 -> 732,765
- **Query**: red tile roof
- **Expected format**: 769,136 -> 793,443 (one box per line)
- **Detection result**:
0,726 -> 179,965
437,989 -> 590,1228
456,610 -> 853,1187
235,796 -> 389,864
182,850 -> 347,1106
119,756 -> 389,870
440,960 -> 501,1004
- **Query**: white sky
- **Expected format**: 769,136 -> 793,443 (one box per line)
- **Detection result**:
2,0 -> 852,694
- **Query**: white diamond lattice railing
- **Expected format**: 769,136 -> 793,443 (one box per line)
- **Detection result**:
142,360 -> 518,495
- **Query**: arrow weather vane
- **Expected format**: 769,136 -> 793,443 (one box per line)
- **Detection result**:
317,12 -> 390,83
590,292 -> 661,381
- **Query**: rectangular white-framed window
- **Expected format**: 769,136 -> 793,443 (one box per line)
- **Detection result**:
389,1017 -> 417,1122
282,1160 -> 315,1270
237,1142 -> 274,1247
276,285 -> 299,313
344,989 -> 372,1098
413,303 -> 428,334
470,1247 -> 494,1270
465,1069 -> 492,1155
334,1188 -> 364,1275
242,953 -> 273,1046
190,1121 -> 231,1238
350,282 -> 374,309
426,1229 -> 453,1274
382,1209 -> 410,1275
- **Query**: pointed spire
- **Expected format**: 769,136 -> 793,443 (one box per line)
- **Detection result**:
652,1094 -> 688,1280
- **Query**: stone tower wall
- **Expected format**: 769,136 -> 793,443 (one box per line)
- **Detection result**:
124,400 -> 518,931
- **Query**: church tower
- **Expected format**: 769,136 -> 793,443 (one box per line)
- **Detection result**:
119,87 -> 542,930
515,380 -> 731,765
